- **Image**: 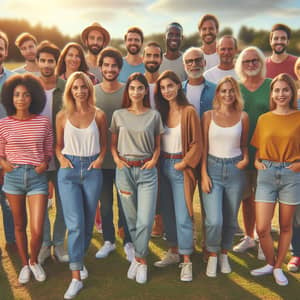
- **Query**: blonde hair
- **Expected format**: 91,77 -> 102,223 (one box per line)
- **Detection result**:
213,76 -> 244,111
63,72 -> 95,113
270,73 -> 297,110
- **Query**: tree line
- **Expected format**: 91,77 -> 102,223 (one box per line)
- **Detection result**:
1,18 -> 300,61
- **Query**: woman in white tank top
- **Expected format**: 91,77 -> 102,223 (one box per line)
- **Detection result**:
201,76 -> 249,278
56,72 -> 107,299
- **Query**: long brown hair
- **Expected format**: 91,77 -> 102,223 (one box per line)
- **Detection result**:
155,70 -> 190,124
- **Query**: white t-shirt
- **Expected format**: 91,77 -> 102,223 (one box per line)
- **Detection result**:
149,83 -> 156,109
204,66 -> 238,84
203,52 -> 220,71
186,84 -> 204,116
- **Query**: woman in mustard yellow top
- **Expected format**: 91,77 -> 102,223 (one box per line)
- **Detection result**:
250,73 -> 300,286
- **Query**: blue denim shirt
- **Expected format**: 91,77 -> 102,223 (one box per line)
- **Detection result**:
182,78 -> 216,118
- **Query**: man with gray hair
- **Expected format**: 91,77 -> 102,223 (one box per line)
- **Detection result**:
233,46 -> 271,260
182,47 -> 216,118
204,35 -> 238,84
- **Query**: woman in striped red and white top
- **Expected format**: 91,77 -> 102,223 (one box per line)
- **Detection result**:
0,74 -> 53,284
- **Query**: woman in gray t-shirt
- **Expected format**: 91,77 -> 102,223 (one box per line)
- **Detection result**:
110,73 -> 164,284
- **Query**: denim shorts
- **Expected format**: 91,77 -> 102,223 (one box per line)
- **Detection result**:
3,164 -> 48,196
255,160 -> 300,205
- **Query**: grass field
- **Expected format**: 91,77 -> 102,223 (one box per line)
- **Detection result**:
1,190 -> 299,300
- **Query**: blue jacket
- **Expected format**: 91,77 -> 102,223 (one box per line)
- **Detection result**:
182,78 -> 216,118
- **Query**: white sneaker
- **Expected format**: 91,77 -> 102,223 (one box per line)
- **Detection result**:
64,279 -> 83,299
95,241 -> 116,259
127,258 -> 140,280
124,242 -> 135,262
206,256 -> 218,277
136,264 -> 147,284
257,243 -> 266,261
29,260 -> 46,282
233,236 -> 256,253
154,249 -> 180,267
38,246 -> 51,265
180,262 -> 193,282
250,264 -> 274,276
54,244 -> 69,263
18,265 -> 31,284
273,268 -> 288,286
219,254 -> 231,274
80,265 -> 88,280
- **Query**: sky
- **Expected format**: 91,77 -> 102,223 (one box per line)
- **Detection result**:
1,0 -> 300,39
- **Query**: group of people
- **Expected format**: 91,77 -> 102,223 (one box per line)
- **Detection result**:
0,13 -> 300,300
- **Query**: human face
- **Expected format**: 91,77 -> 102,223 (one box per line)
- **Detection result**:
199,20 -> 218,45
295,61 -> 300,80
37,52 -> 56,78
13,85 -> 32,112
218,81 -> 236,107
184,50 -> 205,79
270,30 -> 289,55
128,80 -> 147,104
217,37 -> 236,67
0,38 -> 8,65
19,40 -> 37,62
71,78 -> 89,104
242,50 -> 262,77
271,80 -> 293,109
101,56 -> 120,82
160,78 -> 180,102
166,27 -> 182,52
87,30 -> 104,55
125,32 -> 142,55
143,46 -> 162,73
65,47 -> 81,72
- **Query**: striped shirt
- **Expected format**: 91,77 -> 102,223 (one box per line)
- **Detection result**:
0,115 -> 53,166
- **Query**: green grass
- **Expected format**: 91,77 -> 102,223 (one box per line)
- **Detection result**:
0,192 -> 299,300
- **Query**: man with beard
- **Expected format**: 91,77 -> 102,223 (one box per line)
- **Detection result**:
233,46 -> 271,260
94,48 -> 134,262
198,14 -> 220,71
13,32 -> 40,75
118,27 -> 145,83
36,41 -> 69,265
266,23 -> 297,79
81,22 -> 111,82
182,47 -> 216,117
0,31 -> 16,256
159,22 -> 187,81
143,41 -> 163,108
204,35 -> 238,84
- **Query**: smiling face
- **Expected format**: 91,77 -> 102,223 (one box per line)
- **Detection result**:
241,49 -> 262,77
100,56 -> 121,82
143,45 -> 162,73
87,30 -> 104,55
71,78 -> 89,104
218,81 -> 236,107
37,52 -> 56,78
165,27 -> 182,52
125,32 -> 142,55
65,47 -> 81,72
184,49 -> 205,79
217,37 -> 236,67
13,85 -> 32,112
160,78 -> 180,102
270,30 -> 289,55
199,19 -> 218,45
128,79 -> 147,104
271,80 -> 293,109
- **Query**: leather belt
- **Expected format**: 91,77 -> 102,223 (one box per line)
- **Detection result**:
161,152 -> 183,159
119,156 -> 152,167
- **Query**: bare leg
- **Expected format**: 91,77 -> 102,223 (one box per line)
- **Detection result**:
242,192 -> 256,238
255,202 -> 276,266
275,203 -> 296,268
28,194 -> 47,264
6,194 -> 28,266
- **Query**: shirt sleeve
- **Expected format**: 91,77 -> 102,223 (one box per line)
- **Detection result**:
109,111 -> 119,133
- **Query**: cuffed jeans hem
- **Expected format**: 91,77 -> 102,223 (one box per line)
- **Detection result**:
206,246 -> 221,253
179,249 -> 193,255
69,261 -> 83,271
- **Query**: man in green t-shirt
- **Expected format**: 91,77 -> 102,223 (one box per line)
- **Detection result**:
233,46 -> 271,259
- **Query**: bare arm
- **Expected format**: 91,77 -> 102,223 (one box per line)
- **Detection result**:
236,111 -> 249,170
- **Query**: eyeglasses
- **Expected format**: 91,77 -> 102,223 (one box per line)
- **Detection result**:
242,58 -> 260,65
184,57 -> 203,66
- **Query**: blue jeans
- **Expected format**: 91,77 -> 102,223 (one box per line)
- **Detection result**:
202,155 -> 246,253
116,166 -> 157,258
0,188 -> 15,243
42,171 -> 66,247
58,154 -> 103,271
100,169 -> 131,245
291,205 -> 300,257
160,157 -> 193,255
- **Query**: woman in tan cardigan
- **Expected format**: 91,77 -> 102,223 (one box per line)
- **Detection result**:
153,70 -> 202,281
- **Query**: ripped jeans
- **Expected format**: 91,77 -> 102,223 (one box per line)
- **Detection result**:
116,166 -> 157,258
